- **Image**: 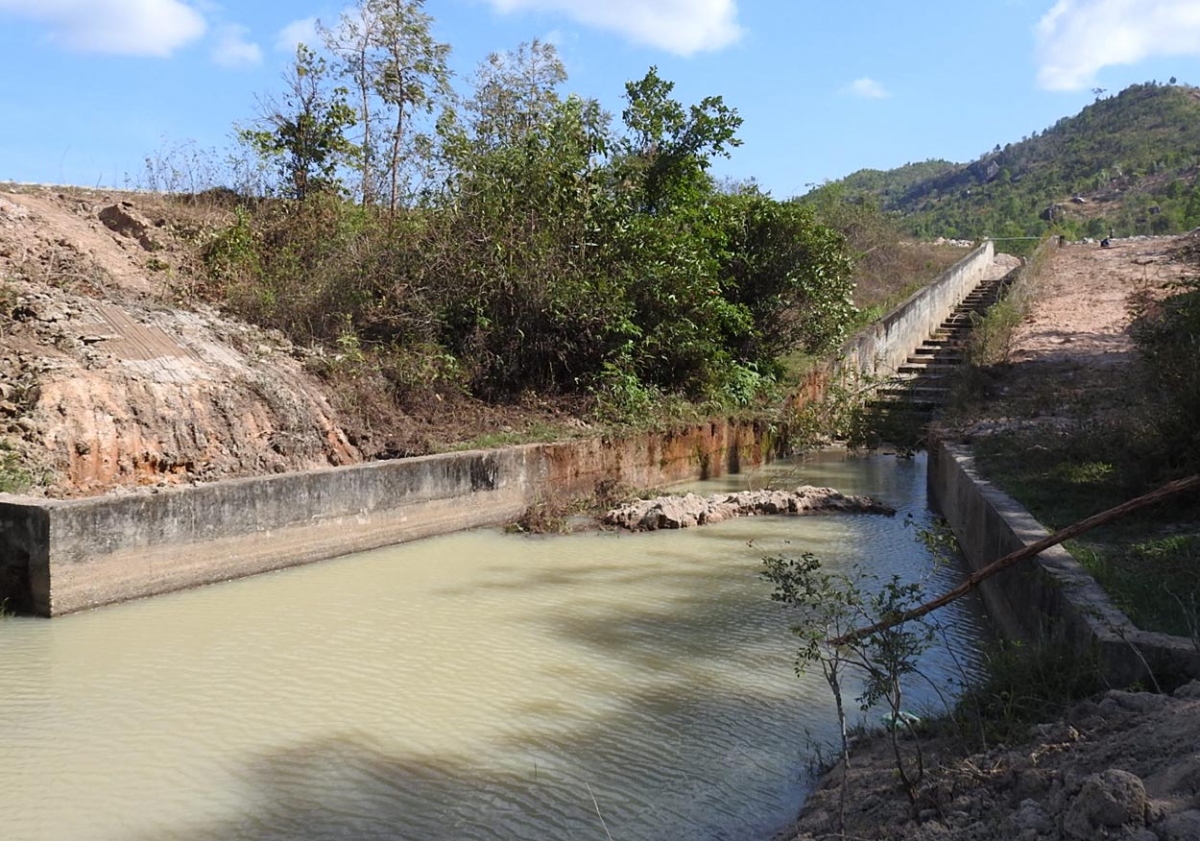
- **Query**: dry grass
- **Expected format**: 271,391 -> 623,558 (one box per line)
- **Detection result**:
853,242 -> 970,322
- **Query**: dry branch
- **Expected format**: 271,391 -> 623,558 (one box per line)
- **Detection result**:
829,474 -> 1200,646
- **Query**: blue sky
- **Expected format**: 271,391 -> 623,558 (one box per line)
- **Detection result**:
2,0 -> 1198,198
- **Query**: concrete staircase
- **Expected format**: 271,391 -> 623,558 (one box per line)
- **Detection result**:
864,270 -> 1014,445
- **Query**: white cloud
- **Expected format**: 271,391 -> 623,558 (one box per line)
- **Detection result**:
275,16 -> 317,53
485,0 -> 742,55
847,77 -> 889,99
212,23 -> 261,69
1036,0 -> 1200,90
0,0 -> 206,56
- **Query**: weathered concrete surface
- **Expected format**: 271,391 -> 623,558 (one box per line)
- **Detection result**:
0,501 -> 48,615
928,440 -> 1200,685
0,420 -> 779,616
843,240 -> 995,378
790,241 -> 997,409
604,487 -> 895,531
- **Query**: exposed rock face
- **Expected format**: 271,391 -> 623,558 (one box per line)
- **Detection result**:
97,202 -> 161,252
1062,769 -> 1148,839
0,188 -> 361,496
604,486 -> 895,531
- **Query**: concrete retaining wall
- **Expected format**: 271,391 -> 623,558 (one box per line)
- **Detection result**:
0,420 -> 776,616
929,440 -> 1200,685
789,241 -> 996,410
842,240 -> 994,379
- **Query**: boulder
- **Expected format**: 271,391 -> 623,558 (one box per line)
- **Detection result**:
98,202 -> 161,252
1063,769 -> 1147,839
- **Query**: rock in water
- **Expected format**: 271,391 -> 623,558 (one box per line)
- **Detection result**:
603,486 -> 894,531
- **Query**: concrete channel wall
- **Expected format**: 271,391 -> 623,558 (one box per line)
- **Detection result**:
0,244 -> 999,618
841,240 -> 994,379
0,421 -> 777,616
929,441 -> 1200,685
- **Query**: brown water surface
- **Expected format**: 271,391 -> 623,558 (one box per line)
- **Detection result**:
0,450 -> 988,840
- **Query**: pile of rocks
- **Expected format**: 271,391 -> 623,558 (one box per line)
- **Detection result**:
603,486 -> 894,531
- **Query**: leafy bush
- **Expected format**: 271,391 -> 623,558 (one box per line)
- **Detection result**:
0,441 -> 31,494
204,51 -> 859,415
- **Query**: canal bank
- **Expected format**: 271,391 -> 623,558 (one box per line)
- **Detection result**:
928,442 -> 1200,686
0,243 -> 999,616
0,450 -> 990,841
0,422 -> 779,616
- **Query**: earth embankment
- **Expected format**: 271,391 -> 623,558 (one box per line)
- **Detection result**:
1,187 -> 363,496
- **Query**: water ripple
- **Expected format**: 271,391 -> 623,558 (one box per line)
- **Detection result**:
0,450 -> 988,841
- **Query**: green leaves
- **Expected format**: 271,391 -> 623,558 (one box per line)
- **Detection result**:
617,67 -> 743,215
240,45 -> 359,200
225,44 -> 856,413
826,82 -> 1200,240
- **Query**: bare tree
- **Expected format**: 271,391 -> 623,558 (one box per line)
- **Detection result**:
320,0 -> 452,210
320,6 -> 383,204
466,39 -> 567,149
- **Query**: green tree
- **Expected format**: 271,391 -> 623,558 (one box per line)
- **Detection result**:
715,193 -> 855,362
240,45 -> 358,200
616,66 -> 743,214
435,48 -> 624,394
464,39 -> 568,150
371,0 -> 452,210
322,0 -> 453,208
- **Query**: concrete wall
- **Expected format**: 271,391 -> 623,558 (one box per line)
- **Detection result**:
842,240 -> 994,378
0,420 -> 778,616
929,441 -> 1200,685
788,241 -> 996,410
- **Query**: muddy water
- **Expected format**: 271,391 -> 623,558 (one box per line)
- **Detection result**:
0,450 -> 989,841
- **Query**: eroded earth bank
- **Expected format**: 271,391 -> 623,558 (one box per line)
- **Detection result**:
0,187 -> 580,497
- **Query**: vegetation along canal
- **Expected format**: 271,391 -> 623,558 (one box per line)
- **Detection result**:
0,450 -> 990,840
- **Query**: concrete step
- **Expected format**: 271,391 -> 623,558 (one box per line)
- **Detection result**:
877,386 -> 950,404
911,347 -> 965,359
914,349 -> 966,360
892,370 -> 952,382
897,362 -> 961,374
869,397 -> 941,412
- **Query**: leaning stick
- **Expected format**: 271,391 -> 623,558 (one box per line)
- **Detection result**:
829,473 -> 1200,647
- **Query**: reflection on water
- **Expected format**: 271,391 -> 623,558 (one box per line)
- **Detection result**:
0,450 -> 989,840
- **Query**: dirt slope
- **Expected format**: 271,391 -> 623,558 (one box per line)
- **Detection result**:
0,187 -> 360,496
789,684 -> 1200,841
0,186 -> 599,498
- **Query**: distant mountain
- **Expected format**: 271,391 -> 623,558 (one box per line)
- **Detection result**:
810,82 -> 1200,241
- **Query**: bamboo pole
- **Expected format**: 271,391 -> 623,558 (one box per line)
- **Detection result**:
829,474 -> 1200,646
